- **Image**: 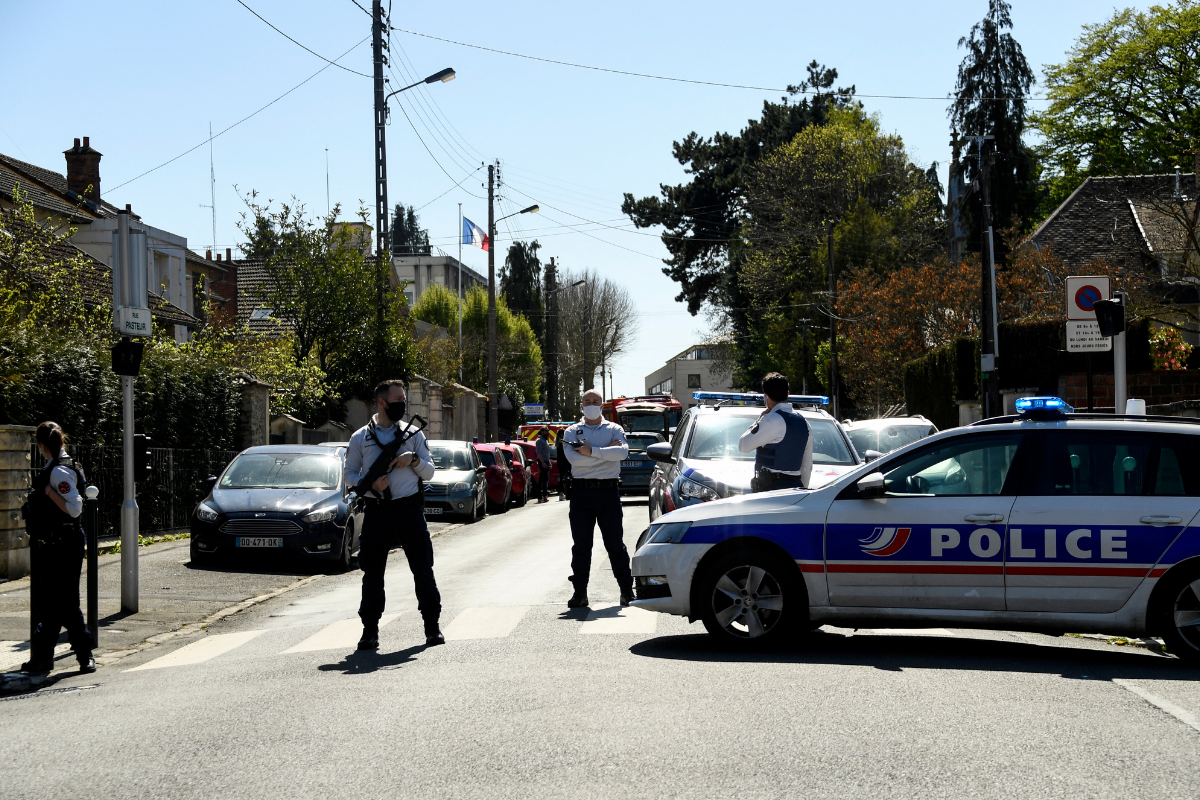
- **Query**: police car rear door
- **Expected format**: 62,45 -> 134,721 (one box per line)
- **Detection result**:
825,430 -> 1028,610
1006,428 -> 1200,613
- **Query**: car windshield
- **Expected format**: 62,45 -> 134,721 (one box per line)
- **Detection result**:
684,414 -> 856,466
499,449 -> 515,466
478,450 -> 497,467
620,411 -> 667,435
627,434 -> 661,453
848,424 -> 933,456
430,446 -> 473,471
220,453 -> 341,490
810,419 -> 856,466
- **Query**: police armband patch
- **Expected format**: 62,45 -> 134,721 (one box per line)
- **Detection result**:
57,481 -> 71,494
749,422 -> 760,435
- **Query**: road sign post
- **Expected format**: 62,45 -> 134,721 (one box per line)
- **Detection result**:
1065,276 -> 1113,410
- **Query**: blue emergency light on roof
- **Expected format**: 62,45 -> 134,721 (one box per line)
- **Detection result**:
693,391 -> 830,406
1015,396 -> 1074,416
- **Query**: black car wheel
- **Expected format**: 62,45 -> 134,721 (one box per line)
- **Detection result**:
697,548 -> 803,651
1153,562 -> 1200,664
515,480 -> 528,507
327,521 -> 353,574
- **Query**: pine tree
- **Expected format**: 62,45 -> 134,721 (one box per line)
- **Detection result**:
390,202 -> 430,256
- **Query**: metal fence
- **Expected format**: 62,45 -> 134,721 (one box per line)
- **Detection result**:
31,445 -> 240,538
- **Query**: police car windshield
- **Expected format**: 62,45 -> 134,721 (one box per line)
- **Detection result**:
430,447 -> 472,471
220,453 -> 340,490
685,414 -> 855,465
847,424 -> 932,456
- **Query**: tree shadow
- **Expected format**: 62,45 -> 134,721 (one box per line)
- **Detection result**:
317,643 -> 427,675
629,629 -> 1200,682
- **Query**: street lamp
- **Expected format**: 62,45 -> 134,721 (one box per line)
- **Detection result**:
488,201 -> 540,440
384,68 -> 456,106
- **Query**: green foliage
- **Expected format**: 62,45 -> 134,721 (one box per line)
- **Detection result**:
410,281 -> 460,330
459,285 -> 542,401
500,240 -> 543,339
903,339 -> 977,431
1151,327 -> 1193,371
1032,1 -> 1200,217
391,202 -> 431,255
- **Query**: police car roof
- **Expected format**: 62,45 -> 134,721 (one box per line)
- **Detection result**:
970,413 -> 1200,433
694,403 -> 835,420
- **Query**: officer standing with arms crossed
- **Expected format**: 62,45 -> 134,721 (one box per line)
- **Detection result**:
738,372 -> 813,492
22,421 -> 94,675
345,380 -> 444,650
561,390 -> 634,608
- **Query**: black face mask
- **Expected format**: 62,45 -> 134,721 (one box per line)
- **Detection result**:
385,400 -> 406,422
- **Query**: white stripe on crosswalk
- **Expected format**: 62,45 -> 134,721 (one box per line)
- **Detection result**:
126,630 -> 265,671
444,607 -> 530,640
578,604 -> 657,635
281,614 -> 400,654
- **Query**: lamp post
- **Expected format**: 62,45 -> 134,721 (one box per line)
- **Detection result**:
487,194 -> 539,440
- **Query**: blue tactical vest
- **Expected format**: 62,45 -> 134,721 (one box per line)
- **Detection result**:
753,410 -> 811,474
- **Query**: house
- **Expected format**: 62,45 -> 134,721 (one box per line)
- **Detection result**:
644,344 -> 735,409
0,137 -> 226,340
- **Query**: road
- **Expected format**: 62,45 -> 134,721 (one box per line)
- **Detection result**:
3,497 -> 1200,799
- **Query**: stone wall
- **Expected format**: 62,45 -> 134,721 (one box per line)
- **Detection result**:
239,379 -> 271,448
0,425 -> 34,579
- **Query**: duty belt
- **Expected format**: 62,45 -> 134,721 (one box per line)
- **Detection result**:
360,490 -> 424,508
572,478 -> 620,489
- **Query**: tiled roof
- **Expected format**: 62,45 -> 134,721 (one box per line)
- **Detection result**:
185,248 -> 227,273
234,258 -> 287,336
0,152 -> 122,219
1129,200 -> 1196,254
0,163 -> 94,222
1029,174 -> 1195,273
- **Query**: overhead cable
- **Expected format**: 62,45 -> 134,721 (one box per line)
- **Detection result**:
236,0 -> 371,78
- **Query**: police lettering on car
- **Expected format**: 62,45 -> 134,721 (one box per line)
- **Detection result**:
630,396 -> 1200,663
738,372 -> 813,492
561,390 -> 634,608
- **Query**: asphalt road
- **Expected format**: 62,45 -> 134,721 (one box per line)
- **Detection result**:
4,497 -> 1200,799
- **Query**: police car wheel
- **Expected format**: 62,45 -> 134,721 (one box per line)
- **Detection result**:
1154,565 -> 1200,664
698,550 -> 800,649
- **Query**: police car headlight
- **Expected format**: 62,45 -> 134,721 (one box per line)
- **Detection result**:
647,522 -> 691,544
679,477 -> 719,501
302,505 -> 338,524
451,482 -> 470,492
196,503 -> 221,523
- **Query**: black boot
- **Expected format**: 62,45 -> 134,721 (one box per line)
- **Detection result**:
357,625 -> 379,651
424,621 -> 445,647
19,658 -> 53,674
620,588 -> 634,607
567,588 -> 589,608
77,654 -> 96,674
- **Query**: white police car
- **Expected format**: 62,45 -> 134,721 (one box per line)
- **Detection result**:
631,397 -> 1200,662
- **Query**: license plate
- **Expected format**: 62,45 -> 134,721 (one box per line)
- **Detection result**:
621,461 -> 643,468
236,537 -> 282,548
424,507 -> 442,514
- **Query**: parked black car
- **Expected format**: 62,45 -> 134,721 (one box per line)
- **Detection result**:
190,445 -> 362,571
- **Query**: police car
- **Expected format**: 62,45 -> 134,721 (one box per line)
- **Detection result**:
631,397 -> 1200,662
645,392 -> 860,523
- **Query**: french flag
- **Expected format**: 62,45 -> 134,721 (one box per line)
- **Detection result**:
462,216 -> 489,251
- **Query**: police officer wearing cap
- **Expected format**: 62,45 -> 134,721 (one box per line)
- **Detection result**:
561,389 -> 634,608
345,380 -> 443,650
22,421 -> 95,675
738,372 -> 813,492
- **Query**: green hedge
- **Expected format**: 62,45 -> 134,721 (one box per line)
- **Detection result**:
903,338 -> 977,430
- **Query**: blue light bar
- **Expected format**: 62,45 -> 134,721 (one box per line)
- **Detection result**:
1015,396 -> 1074,414
692,391 -> 830,406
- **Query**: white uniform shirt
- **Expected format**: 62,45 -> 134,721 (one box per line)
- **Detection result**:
345,417 -> 435,499
562,417 -> 629,480
49,452 -> 84,519
737,404 -> 810,478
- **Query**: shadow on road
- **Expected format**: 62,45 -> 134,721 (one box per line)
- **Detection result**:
185,555 -> 358,578
629,630 -> 1200,682
317,644 -> 427,675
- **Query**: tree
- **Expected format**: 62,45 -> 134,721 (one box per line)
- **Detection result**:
410,281 -> 460,330
948,0 -> 1038,240
458,285 -> 542,402
391,202 -> 431,255
550,269 -> 638,408
500,239 -> 543,339
1032,1 -> 1200,213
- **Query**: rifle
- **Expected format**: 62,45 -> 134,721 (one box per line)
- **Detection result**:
353,415 -> 428,500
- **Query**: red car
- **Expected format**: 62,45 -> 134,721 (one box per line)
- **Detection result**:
495,442 -> 531,507
472,444 -> 513,513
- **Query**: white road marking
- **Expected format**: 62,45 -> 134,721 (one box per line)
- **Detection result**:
126,630 -> 265,671
281,614 -> 400,653
856,628 -> 955,637
579,604 -> 658,635
444,607 -> 530,640
1112,678 -> 1200,734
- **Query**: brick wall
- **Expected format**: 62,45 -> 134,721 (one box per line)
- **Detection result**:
1063,371 -> 1200,409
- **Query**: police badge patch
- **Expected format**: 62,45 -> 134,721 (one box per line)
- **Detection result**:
57,481 -> 71,494
749,422 -> 760,434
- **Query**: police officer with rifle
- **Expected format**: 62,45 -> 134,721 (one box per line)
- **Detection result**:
738,372 -> 812,492
345,380 -> 443,650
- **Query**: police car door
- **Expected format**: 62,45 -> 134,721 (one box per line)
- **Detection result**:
1006,429 -> 1200,613
825,431 -> 1027,610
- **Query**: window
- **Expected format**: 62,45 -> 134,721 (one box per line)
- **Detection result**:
670,410 -> 693,461
847,424 -> 935,456
430,446 -> 472,470
648,378 -> 672,395
686,415 -> 757,461
687,374 -> 702,388
627,434 -> 664,453
220,453 -> 341,490
1034,431 -> 1197,496
809,419 -> 856,466
478,450 -> 497,467
881,434 -> 1023,496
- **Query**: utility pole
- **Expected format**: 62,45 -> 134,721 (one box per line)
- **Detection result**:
827,223 -> 839,420
371,0 -> 389,334
546,256 -> 558,420
487,164 -> 498,441
458,201 -> 463,384
968,134 -> 998,417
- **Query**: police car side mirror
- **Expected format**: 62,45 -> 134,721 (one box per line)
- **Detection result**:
857,472 -> 886,498
864,450 -> 884,462
646,442 -> 675,464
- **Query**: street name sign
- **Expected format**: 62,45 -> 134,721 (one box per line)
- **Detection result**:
114,306 -> 153,337
1066,320 -> 1112,352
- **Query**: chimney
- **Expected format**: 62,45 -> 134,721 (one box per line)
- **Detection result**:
216,253 -> 222,262
226,248 -> 232,261
63,136 -> 103,202
205,250 -> 212,260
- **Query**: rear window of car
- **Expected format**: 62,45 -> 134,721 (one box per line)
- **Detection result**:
478,450 -> 497,467
847,424 -> 933,456
220,453 -> 341,490
430,447 -> 473,470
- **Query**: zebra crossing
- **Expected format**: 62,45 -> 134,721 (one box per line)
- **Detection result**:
124,603 -> 662,672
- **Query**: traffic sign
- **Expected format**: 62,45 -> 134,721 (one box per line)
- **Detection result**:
1066,320 -> 1112,352
1066,276 -> 1110,320
114,306 -> 153,337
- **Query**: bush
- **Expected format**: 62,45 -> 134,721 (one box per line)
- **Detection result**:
903,338 -> 976,430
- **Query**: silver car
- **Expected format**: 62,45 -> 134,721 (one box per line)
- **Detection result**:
844,416 -> 937,462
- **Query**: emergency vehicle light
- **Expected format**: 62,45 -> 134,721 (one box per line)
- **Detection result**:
1015,396 -> 1074,415
692,391 -> 830,406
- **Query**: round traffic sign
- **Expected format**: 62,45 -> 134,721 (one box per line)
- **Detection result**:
1075,285 -> 1102,312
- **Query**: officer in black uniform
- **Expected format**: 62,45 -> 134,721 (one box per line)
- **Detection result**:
737,373 -> 813,492
344,380 -> 443,650
21,421 -> 95,675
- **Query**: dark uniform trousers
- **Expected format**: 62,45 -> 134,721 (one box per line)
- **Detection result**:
30,529 -> 92,661
357,497 -> 441,628
568,486 -> 633,593
537,461 -> 551,500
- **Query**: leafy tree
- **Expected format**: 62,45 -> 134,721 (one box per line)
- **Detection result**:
1032,1 -> 1200,213
410,281 -> 460,330
500,240 -> 543,339
391,202 -> 431,255
948,0 -> 1038,240
458,285 -> 541,401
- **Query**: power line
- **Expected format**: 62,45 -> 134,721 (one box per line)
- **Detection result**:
390,97 -> 485,199
236,0 -> 371,78
109,35 -> 370,192
347,0 -> 371,17
415,165 -> 483,211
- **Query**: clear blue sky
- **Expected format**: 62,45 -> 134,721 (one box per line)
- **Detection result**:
1,0 -> 1147,401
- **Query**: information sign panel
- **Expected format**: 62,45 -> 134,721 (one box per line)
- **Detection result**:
114,306 -> 153,337
1066,275 -> 1111,321
523,403 -> 544,418
1066,320 -> 1112,352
